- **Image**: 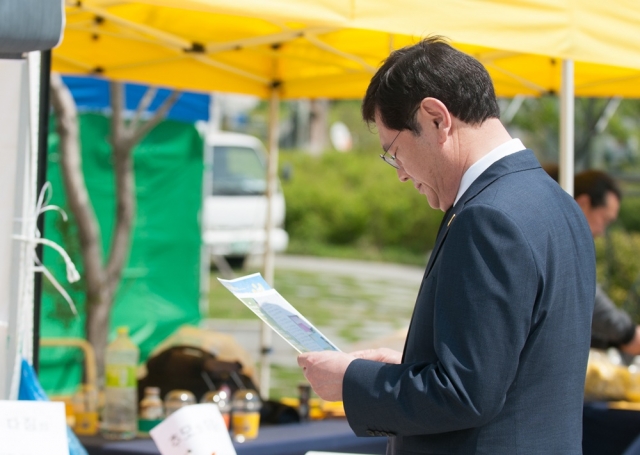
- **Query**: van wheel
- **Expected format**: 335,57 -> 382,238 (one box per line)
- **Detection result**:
225,256 -> 246,269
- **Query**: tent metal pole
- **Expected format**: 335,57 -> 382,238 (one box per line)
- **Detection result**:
32,50 -> 52,374
260,85 -> 279,399
560,59 -> 574,196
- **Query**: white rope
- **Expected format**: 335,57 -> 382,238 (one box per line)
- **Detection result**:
13,182 -> 80,316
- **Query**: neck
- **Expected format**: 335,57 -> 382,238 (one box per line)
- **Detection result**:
458,118 -> 513,174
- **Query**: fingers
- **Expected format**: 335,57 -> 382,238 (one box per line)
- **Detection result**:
348,348 -> 402,364
297,352 -> 311,368
350,349 -> 373,359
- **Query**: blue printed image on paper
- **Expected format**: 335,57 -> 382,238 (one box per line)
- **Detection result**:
217,273 -> 272,294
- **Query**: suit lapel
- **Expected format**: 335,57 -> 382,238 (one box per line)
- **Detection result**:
423,209 -> 455,278
401,207 -> 453,361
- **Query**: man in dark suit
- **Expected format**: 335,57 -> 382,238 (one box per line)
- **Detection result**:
298,37 -> 596,454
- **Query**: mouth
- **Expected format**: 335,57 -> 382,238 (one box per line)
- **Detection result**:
414,182 -> 422,191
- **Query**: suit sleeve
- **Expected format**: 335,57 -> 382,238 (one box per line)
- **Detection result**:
343,205 -> 538,436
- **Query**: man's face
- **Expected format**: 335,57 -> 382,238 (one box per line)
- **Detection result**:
579,191 -> 620,238
374,111 -> 457,211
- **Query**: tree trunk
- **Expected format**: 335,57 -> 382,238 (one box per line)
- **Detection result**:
308,98 -> 328,155
50,75 -> 180,384
50,73 -> 110,378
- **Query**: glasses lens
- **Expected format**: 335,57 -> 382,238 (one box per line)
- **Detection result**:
380,153 -> 399,169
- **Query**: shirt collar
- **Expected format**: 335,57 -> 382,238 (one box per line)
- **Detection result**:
453,138 -> 526,206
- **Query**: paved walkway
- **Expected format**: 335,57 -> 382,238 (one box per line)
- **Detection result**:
273,254 -> 425,284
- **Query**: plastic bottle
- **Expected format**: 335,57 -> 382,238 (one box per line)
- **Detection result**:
101,326 -> 139,440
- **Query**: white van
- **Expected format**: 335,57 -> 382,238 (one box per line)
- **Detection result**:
202,131 -> 288,268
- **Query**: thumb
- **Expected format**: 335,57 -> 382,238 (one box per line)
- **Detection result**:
297,353 -> 310,368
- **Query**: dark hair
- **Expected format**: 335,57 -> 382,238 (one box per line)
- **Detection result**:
574,170 -> 622,208
362,36 -> 500,133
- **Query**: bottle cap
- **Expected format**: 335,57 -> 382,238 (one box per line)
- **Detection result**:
201,389 -> 231,411
144,387 -> 160,396
231,389 -> 262,412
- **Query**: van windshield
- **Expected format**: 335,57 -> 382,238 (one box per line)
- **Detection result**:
212,145 -> 267,195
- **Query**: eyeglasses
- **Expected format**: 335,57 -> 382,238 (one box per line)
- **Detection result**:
379,130 -> 402,169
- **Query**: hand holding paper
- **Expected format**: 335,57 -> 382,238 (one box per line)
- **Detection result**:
297,350 -> 356,402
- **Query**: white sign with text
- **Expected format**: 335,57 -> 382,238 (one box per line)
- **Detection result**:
0,400 -> 68,455
150,404 -> 236,455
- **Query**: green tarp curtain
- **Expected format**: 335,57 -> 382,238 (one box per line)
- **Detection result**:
40,113 -> 203,395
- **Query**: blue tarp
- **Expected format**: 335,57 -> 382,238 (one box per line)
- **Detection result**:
61,75 -> 210,123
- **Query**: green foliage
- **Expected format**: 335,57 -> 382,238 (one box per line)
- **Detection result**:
618,197 -> 640,233
280,150 -> 443,257
329,99 -> 381,153
595,230 -> 640,323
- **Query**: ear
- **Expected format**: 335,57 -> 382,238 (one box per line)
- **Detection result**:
417,97 -> 451,143
575,193 -> 592,211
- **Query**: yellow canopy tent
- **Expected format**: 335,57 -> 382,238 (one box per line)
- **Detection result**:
52,0 -> 640,395
55,0 -> 640,98
54,0 -> 640,196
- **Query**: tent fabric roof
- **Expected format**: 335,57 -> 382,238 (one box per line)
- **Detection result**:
171,0 -> 640,70
53,1 -> 640,98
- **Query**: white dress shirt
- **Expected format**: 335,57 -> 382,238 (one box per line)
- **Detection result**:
453,138 -> 526,207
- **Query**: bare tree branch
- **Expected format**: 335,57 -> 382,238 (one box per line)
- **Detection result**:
105,81 -> 135,289
130,86 -> 158,132
130,90 -> 181,145
110,81 -> 126,141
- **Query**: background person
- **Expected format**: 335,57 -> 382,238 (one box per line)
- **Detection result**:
545,166 -> 640,355
574,170 -> 640,355
298,37 -> 595,454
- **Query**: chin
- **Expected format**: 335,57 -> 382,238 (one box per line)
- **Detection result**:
425,196 -> 439,210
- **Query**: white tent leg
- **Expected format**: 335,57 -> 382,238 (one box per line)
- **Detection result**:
559,59 -> 575,196
259,86 -> 279,399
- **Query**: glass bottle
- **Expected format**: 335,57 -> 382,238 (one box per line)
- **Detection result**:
73,384 -> 99,435
101,326 -> 139,440
138,386 -> 164,436
201,388 -> 232,429
231,389 -> 262,442
164,389 -> 196,417
298,383 -> 311,423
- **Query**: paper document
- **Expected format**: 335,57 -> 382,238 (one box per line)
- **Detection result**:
218,273 -> 340,353
150,404 -> 236,455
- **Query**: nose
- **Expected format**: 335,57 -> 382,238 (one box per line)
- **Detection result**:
396,167 -> 410,182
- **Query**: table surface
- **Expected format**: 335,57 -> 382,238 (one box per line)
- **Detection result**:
80,419 -> 387,455
81,402 -> 640,455
583,401 -> 640,455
